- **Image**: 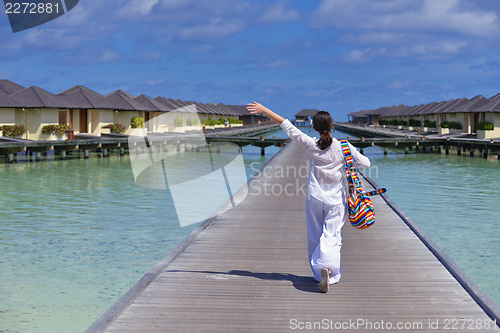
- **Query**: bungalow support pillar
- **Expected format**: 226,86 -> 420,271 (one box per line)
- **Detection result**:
120,148 -> 125,156
261,147 -> 265,156
36,152 -> 42,161
470,149 -> 474,157
457,144 -> 461,156
7,154 -> 14,163
468,113 -> 472,134
405,147 -> 409,154
484,146 -> 488,159
103,148 -> 108,157
84,150 -> 90,158
61,151 -> 66,160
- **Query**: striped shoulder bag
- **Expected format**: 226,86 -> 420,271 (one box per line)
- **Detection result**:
340,140 -> 387,229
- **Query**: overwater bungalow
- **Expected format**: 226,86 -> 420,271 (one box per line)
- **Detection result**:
469,96 -> 500,138
295,109 -> 319,125
6,86 -> 78,140
218,103 -> 267,125
445,95 -> 491,134
0,80 -> 25,135
57,85 -> 116,136
348,91 -> 500,139
133,94 -> 172,132
103,90 -> 156,135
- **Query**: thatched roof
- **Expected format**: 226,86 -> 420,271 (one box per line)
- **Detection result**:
103,90 -> 155,111
295,109 -> 319,117
9,86 -> 77,108
472,97 -> 500,112
435,98 -> 469,114
447,95 -> 490,113
0,80 -> 24,95
57,85 -> 116,109
0,94 -> 22,107
134,94 -> 171,112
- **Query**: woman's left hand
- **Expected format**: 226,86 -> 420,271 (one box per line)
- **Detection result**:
247,101 -> 268,115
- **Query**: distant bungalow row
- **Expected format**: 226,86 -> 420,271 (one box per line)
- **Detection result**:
347,93 -> 500,139
0,79 -> 268,140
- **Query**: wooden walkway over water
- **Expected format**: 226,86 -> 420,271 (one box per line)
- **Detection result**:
86,141 -> 499,333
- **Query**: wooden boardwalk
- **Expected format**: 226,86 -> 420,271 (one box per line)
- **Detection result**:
87,141 -> 499,332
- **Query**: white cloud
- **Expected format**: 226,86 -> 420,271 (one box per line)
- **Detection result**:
339,47 -> 386,63
259,59 -> 299,69
311,0 -> 500,37
261,1 -> 300,23
339,32 -> 407,45
116,0 -> 160,19
178,18 -> 245,41
99,50 -> 122,62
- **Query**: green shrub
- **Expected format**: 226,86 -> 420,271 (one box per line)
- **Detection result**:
217,118 -> 225,125
448,121 -> 462,129
174,117 -> 184,127
41,124 -> 70,136
379,120 -> 387,125
1,125 -> 27,137
423,120 -> 436,128
203,119 -> 217,126
103,123 -> 126,134
476,121 -> 494,130
187,118 -> 199,126
131,117 -> 144,129
389,120 -> 398,126
397,120 -> 407,126
440,121 -> 450,128
408,119 -> 421,127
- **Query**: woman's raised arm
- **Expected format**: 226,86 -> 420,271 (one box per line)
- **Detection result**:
247,102 -> 285,125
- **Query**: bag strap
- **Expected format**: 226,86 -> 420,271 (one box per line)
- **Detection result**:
340,140 -> 386,196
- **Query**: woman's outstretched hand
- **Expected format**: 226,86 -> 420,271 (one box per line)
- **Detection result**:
247,101 -> 285,125
247,101 -> 268,115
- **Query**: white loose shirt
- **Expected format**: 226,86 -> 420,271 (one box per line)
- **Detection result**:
280,119 -> 371,205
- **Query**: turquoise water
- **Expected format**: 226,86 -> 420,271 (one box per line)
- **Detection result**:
1,127 -> 499,332
0,142 -> 280,333
362,145 -> 500,304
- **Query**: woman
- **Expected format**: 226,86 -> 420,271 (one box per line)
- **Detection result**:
247,102 -> 371,293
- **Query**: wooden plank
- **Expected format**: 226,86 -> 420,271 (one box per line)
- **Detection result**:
85,141 -> 499,333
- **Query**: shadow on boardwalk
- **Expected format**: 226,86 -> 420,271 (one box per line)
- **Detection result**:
169,269 -> 322,294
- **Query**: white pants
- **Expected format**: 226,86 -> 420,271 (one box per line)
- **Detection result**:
306,190 -> 346,284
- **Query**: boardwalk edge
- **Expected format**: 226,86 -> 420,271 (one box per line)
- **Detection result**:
361,171 -> 500,326
84,140 -> 291,333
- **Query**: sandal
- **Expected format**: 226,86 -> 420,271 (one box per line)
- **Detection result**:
319,267 -> 330,293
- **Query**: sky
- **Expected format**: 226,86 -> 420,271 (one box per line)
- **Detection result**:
2,0 -> 500,121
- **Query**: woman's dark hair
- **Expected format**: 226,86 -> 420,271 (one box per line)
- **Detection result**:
313,111 -> 333,150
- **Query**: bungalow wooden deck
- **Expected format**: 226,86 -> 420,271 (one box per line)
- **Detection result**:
86,141 -> 499,333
